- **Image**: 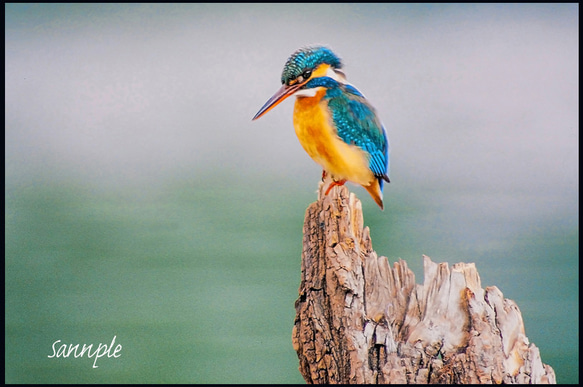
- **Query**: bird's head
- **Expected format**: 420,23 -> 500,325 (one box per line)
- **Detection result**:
252,45 -> 344,120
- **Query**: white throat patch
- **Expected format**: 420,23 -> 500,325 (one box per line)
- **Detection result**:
293,88 -> 320,98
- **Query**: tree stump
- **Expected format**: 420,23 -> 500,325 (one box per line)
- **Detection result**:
292,183 -> 556,384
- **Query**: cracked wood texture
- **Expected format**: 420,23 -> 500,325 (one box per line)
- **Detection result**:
292,184 -> 556,384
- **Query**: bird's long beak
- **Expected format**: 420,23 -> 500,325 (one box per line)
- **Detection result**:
252,83 -> 303,120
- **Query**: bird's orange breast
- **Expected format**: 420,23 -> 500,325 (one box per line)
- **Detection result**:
293,89 -> 375,186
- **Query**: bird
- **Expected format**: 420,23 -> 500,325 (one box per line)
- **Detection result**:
252,45 -> 390,209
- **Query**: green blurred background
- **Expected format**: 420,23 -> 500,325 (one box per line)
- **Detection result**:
5,4 -> 578,384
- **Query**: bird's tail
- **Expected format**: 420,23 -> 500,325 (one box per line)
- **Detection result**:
363,180 -> 384,210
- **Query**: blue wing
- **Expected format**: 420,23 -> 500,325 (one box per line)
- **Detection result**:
326,83 -> 390,188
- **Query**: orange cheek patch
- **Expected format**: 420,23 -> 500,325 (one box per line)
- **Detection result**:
311,64 -> 331,79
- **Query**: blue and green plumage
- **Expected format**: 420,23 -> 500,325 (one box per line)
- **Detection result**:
253,45 -> 390,209
324,81 -> 390,189
281,46 -> 342,85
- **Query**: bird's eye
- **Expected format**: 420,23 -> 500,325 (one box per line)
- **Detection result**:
302,70 -> 312,79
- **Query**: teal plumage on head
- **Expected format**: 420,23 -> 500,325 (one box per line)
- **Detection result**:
281,46 -> 342,86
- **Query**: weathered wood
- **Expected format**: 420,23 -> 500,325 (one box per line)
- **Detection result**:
292,183 -> 556,384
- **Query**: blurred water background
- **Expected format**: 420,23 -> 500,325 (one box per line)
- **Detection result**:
5,4 -> 578,384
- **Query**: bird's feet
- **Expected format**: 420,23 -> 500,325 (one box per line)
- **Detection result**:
325,179 -> 347,195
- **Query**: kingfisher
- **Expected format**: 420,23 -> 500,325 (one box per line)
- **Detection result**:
252,45 -> 390,209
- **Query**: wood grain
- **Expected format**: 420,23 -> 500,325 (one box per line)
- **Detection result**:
292,183 -> 556,384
